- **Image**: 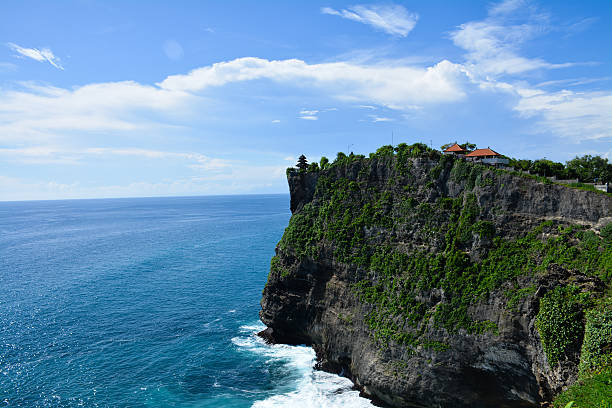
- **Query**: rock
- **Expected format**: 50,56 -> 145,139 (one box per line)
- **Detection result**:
261,154 -> 611,408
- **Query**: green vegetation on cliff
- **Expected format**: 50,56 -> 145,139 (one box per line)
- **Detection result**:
281,146 -> 609,340
552,298 -> 612,408
275,144 -> 611,405
536,286 -> 590,367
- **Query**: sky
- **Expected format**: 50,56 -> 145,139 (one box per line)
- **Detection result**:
1,0 -> 611,201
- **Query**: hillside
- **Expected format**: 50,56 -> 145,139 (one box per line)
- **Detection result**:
259,144 -> 611,408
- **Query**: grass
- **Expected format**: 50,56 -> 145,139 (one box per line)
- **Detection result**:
552,369 -> 612,408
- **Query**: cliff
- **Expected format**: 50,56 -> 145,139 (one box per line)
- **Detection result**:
260,145 -> 612,408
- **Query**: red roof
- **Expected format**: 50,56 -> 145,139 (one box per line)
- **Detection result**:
465,148 -> 501,157
444,143 -> 468,153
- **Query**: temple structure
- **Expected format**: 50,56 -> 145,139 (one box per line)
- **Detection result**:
465,148 -> 509,166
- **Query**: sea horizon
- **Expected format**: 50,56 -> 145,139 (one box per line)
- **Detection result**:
0,192 -> 289,204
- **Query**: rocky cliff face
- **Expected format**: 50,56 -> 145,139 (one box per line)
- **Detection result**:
260,150 -> 611,408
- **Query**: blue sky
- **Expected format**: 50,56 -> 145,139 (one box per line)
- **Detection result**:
1,0 -> 611,200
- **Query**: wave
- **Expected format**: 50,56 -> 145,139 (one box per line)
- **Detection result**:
232,322 -> 374,408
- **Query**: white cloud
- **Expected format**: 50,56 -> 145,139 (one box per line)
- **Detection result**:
444,0 -> 612,143
488,0 -> 525,16
321,4 -> 418,37
0,56 -> 469,146
0,146 -> 233,170
535,77 -> 611,88
450,0 -> 575,76
7,43 -> 64,70
514,90 -> 612,141
0,150 -> 288,201
300,109 -> 319,116
299,109 -> 319,120
0,80 -> 196,143
159,57 -> 468,109
369,115 -> 393,122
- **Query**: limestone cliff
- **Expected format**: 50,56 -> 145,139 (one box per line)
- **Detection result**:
260,146 -> 611,408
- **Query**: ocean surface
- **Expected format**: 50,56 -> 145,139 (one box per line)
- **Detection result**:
0,195 -> 374,407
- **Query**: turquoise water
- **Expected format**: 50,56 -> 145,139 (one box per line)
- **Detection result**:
0,195 -> 373,407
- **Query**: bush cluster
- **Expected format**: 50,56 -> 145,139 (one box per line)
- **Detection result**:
508,155 -> 612,183
535,286 -> 590,367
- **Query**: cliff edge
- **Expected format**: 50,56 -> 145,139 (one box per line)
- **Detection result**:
260,146 -> 611,408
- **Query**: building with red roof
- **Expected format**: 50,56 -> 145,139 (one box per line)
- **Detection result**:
443,143 -> 469,156
465,147 -> 509,166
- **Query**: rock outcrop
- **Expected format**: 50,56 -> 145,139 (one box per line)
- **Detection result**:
260,150 -> 611,408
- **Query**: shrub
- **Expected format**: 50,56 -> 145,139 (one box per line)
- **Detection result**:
308,162 -> 320,172
553,369 -> 612,408
536,286 -> 589,367
320,156 -> 329,170
472,220 -> 495,240
579,304 -> 612,376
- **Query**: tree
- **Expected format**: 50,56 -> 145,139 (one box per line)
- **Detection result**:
460,141 -> 477,151
308,162 -> 319,172
566,155 -> 611,183
320,156 -> 329,170
508,158 -> 532,172
296,154 -> 308,170
440,142 -> 476,151
530,159 -> 565,179
334,152 -> 347,164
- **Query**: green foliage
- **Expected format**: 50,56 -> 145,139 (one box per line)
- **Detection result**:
508,153 -> 612,184
476,173 -> 495,187
275,146 -> 611,357
373,145 -> 395,157
450,159 -> 485,190
552,369 -> 612,408
566,155 -> 612,184
297,154 -> 308,172
566,182 -> 598,191
320,156 -> 329,170
330,152 -> 366,168
334,152 -> 347,164
531,159 -> 566,179
602,222 -> 612,242
472,220 -> 495,239
536,286 -> 590,367
508,158 -> 533,172
579,302 -> 612,376
307,162 -> 320,172
270,255 -> 290,278
505,284 -> 537,311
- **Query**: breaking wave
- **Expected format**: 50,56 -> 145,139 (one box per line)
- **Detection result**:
232,322 -> 375,408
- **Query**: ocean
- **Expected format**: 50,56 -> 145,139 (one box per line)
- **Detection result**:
0,195 -> 374,407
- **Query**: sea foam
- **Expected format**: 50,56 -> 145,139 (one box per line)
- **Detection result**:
232,323 -> 374,408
